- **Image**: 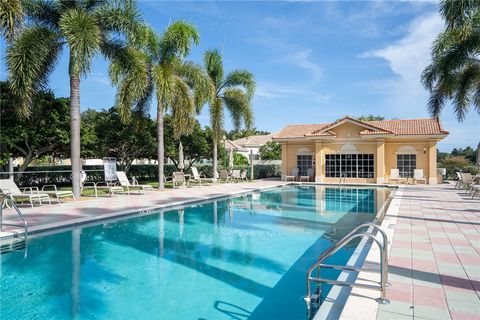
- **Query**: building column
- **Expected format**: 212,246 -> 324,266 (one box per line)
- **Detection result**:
315,141 -> 324,183
376,141 -> 385,184
428,141 -> 437,184
281,143 -> 288,181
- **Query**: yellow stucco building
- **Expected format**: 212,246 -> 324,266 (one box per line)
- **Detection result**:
274,116 -> 449,184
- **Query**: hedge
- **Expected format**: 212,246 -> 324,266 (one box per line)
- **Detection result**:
6,164 -> 281,187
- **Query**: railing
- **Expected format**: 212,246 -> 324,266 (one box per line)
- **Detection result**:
0,193 -> 29,257
304,222 -> 389,319
338,172 -> 346,186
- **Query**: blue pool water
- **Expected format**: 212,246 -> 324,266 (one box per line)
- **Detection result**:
0,185 -> 390,320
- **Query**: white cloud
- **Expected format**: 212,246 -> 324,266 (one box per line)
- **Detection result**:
360,12 -> 443,115
256,82 -> 330,103
90,72 -> 112,86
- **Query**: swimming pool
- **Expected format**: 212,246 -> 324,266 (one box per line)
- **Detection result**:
0,185 -> 390,319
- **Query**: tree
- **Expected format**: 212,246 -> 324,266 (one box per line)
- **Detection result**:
259,141 -> 281,160
110,22 -> 212,189
204,48 -> 255,178
357,114 -> 385,122
440,155 -> 471,177
0,81 -> 70,174
225,128 -> 270,140
421,0 -> 480,121
85,108 -> 156,173
164,115 -> 212,170
3,0 -> 141,197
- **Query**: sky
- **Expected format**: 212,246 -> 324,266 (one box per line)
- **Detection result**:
0,0 -> 478,152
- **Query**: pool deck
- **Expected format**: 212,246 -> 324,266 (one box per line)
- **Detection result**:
0,179 -> 288,238
340,183 -> 480,320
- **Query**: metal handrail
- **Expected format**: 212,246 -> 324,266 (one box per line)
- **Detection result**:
0,193 -> 28,257
305,222 -> 389,319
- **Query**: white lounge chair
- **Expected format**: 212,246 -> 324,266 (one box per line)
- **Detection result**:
172,172 -> 189,189
218,170 -> 231,183
116,171 -> 153,194
240,170 -> 248,182
389,169 -> 407,184
81,181 -> 125,197
413,169 -> 427,184
41,185 -> 74,203
190,167 -> 213,187
300,168 -> 315,182
0,179 -> 51,207
285,168 -> 299,181
232,170 -> 241,182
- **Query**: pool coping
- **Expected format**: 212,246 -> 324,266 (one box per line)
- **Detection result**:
313,184 -> 399,320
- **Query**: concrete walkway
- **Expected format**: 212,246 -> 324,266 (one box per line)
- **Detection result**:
378,183 -> 480,320
1,179 -> 287,238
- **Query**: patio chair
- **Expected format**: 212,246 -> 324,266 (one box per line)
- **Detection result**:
285,168 -> 299,181
172,172 -> 189,189
300,168 -> 315,182
454,172 -> 463,189
231,170 -> 241,182
41,185 -> 75,203
190,167 -> 213,187
0,179 -> 51,207
218,170 -> 231,183
413,169 -> 427,184
469,176 -> 480,198
81,181 -> 125,197
240,170 -> 248,182
459,172 -> 473,191
116,171 -> 153,194
389,169 -> 407,184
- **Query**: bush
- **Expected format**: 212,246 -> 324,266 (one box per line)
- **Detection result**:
439,156 -> 476,179
9,163 -> 282,187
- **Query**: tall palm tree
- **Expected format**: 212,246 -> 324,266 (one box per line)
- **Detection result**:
110,22 -> 213,189
421,0 -> 480,121
203,49 -> 255,178
3,0 -> 141,197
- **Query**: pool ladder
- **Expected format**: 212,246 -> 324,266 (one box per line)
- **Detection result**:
0,193 -> 28,257
304,223 -> 389,319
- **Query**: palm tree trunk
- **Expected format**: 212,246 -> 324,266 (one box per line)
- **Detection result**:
157,101 -> 165,190
70,73 -> 82,198
213,140 -> 218,179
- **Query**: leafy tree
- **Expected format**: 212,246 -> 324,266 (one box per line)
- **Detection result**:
234,153 -> 249,166
3,0 -> 141,197
164,115 -> 212,170
451,146 -> 477,164
86,108 -> 156,174
440,155 -> 472,177
204,48 -> 255,178
0,81 -> 70,174
259,141 -> 281,160
357,114 -> 385,122
110,22 -> 212,189
421,0 -> 480,121
225,128 -> 270,140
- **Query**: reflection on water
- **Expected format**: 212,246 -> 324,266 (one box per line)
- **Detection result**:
0,185 -> 390,320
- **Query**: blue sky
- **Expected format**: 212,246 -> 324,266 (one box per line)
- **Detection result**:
1,1 -> 478,151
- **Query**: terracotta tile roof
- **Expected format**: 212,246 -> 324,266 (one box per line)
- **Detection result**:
275,123 -> 330,139
365,119 -> 449,135
233,133 -> 276,147
274,117 -> 448,139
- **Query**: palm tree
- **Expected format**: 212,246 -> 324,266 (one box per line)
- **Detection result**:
3,0 -> 141,197
203,49 -> 255,178
110,22 -> 213,189
421,0 -> 480,121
